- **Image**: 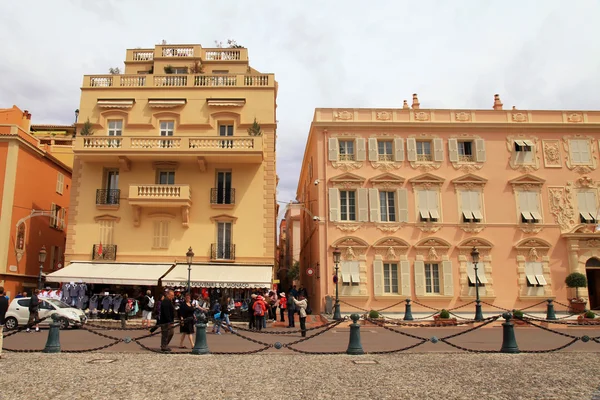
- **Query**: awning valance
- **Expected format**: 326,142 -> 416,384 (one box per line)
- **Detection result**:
97,99 -> 135,108
46,262 -> 174,286
207,99 -> 245,107
148,99 -> 186,108
162,264 -> 272,289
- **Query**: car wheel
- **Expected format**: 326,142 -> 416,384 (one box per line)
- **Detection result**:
59,317 -> 69,330
4,317 -> 17,330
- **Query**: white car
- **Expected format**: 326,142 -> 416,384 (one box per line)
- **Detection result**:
4,297 -> 87,330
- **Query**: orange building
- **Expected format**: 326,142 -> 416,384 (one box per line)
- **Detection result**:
0,105 -> 72,298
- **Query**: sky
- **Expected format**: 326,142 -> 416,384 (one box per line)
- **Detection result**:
1,0 -> 600,220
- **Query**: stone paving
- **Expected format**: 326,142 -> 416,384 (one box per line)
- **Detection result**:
1,352 -> 599,400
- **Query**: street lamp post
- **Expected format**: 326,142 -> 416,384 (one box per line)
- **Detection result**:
186,247 -> 194,294
471,246 -> 483,321
333,247 -> 342,320
38,246 -> 47,290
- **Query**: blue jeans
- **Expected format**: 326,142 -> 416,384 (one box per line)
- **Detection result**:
216,314 -> 233,333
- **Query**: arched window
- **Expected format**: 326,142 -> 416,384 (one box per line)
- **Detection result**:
586,258 -> 600,268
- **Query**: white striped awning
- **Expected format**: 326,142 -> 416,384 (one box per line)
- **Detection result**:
97,99 -> 135,108
162,264 -> 272,289
207,99 -> 246,107
148,99 -> 186,108
46,262 -> 174,286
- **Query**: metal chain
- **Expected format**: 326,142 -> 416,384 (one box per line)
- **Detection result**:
518,317 -> 588,339
410,300 -> 441,312
339,300 -> 370,313
285,319 -> 345,348
62,340 -> 123,353
520,338 -> 581,353
519,300 -> 549,311
439,316 -> 500,340
447,300 -> 476,311
285,319 -> 347,354
376,300 -> 407,313
233,319 -> 341,335
379,315 -> 499,328
368,339 -> 429,355
519,314 -> 596,326
365,319 -> 428,341
480,301 -> 511,312
439,339 -> 500,353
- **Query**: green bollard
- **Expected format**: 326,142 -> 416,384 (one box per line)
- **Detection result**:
43,313 -> 61,353
500,312 -> 520,354
192,322 -> 210,355
403,299 -> 414,321
346,313 -> 364,355
546,299 -> 557,320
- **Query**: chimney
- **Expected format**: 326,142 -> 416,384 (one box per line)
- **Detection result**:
402,100 -> 409,109
493,94 -> 503,110
411,93 -> 420,109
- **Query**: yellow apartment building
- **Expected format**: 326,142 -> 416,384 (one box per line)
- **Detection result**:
51,43 -> 277,296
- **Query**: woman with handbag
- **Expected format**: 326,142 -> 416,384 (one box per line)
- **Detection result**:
178,293 -> 195,349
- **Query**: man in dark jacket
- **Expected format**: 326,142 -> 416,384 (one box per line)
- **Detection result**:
0,286 -> 9,359
159,289 -> 175,352
27,289 -> 40,332
287,291 -> 296,328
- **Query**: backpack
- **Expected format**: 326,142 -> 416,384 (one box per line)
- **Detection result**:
125,300 -> 133,313
254,301 -> 264,316
147,296 -> 155,309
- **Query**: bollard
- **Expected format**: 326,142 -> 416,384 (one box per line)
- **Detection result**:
192,322 -> 210,355
546,299 -> 557,320
346,313 -> 364,355
43,313 -> 61,353
403,299 -> 414,321
499,312 -> 520,354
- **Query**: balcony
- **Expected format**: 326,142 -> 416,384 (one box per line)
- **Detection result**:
92,244 -> 117,261
83,73 -> 273,88
96,189 -> 120,209
74,136 -> 263,164
125,46 -> 249,62
210,188 -> 235,208
211,243 -> 235,261
128,184 -> 191,208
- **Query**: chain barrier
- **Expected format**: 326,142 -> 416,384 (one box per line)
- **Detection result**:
368,339 -> 429,354
233,319 -> 341,335
519,300 -> 549,311
375,300 -> 407,313
519,313 -> 597,326
438,316 -> 500,341
380,315 -> 500,328
409,299 -> 441,312
339,300 -> 370,313
3,316 -> 51,339
285,319 -> 347,354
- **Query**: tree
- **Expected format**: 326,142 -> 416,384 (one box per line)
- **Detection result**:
108,67 -> 121,75
565,272 -> 587,299
80,118 -> 94,136
288,261 -> 300,281
247,118 -> 262,136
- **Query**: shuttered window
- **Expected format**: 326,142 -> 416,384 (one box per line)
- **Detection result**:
460,191 -> 483,222
578,191 -> 598,223
56,173 -> 65,195
519,191 -> 542,223
339,140 -> 355,161
424,263 -> 440,294
153,221 -> 170,249
383,263 -> 399,294
340,190 -> 356,221
98,220 -> 114,244
417,190 -> 440,222
379,191 -> 396,222
569,139 -> 591,165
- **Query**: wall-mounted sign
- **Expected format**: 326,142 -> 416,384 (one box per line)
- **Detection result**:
164,281 -> 269,289
306,268 -> 314,277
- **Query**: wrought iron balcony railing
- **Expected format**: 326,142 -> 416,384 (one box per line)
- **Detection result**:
96,189 -> 120,205
210,188 -> 235,205
210,243 -> 235,261
92,244 -> 117,261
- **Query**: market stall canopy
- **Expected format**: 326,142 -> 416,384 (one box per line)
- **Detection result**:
46,262 -> 175,286
162,264 -> 273,289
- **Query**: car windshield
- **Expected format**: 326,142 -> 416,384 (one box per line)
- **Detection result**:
46,299 -> 72,309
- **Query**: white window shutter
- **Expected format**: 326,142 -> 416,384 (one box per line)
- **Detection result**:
570,140 -> 581,164
587,192 -> 597,215
400,260 -> 411,297
355,138 -> 366,161
414,260 -> 425,296
460,191 -> 471,217
448,138 -> 458,162
50,204 -> 56,227
428,190 -> 440,219
442,261 -> 454,296
328,188 -> 340,222
475,139 -> 486,162
368,138 -> 378,161
162,222 -> 169,248
153,221 -> 160,248
394,138 -> 404,162
368,188 -> 380,222
373,259 -> 384,296
396,188 -> 409,223
406,138 -> 417,162
518,191 -> 529,214
328,138 -> 339,161
357,188 -> 369,222
471,191 -> 482,217
418,190 -> 429,219
433,138 -> 444,161
529,192 -> 540,214
580,140 -> 591,163
61,208 -> 67,230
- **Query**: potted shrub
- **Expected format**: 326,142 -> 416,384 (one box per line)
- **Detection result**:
164,65 -> 174,74
362,309 -> 383,326
565,272 -> 588,314
511,309 -> 527,326
433,309 -> 457,326
577,310 -> 599,325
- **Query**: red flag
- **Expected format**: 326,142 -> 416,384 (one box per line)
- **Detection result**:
97,242 -> 103,256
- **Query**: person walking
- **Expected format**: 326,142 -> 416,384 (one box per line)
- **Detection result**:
178,293 -> 195,349
0,286 -> 8,359
159,289 -> 175,352
211,300 -> 222,334
278,292 -> 287,323
248,294 -> 257,330
118,293 -> 129,328
253,295 -> 267,332
216,296 -> 235,334
286,291 -> 296,328
27,289 -> 41,332
293,293 -> 308,337
141,290 -> 154,328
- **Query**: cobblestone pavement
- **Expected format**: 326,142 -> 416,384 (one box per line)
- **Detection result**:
0,353 -> 599,400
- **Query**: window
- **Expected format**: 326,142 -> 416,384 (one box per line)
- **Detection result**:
173,67 -> 188,74
569,139 -> 592,165
219,125 -> 234,137
98,170 -> 120,205
379,191 -> 396,222
467,262 -> 488,287
157,170 -> 175,185
378,141 -> 393,161
457,141 -> 473,162
341,261 -> 360,287
383,263 -> 399,294
577,191 -> 598,223
425,263 -> 440,294
49,246 -> 60,270
460,191 -> 483,223
518,191 -> 542,223
56,173 -> 65,195
50,204 -> 65,230
340,190 -> 356,221
98,220 -> 114,244
514,140 -> 534,163
215,171 -> 233,204
339,140 -> 355,161
159,121 -> 175,148
525,262 -> 546,287
215,222 -> 233,259
153,221 -> 170,249
416,141 -> 432,161
417,190 -> 440,222
107,120 -> 123,136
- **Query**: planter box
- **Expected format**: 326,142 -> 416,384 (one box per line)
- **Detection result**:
433,316 -> 458,326
577,316 -> 600,325
569,302 -> 586,314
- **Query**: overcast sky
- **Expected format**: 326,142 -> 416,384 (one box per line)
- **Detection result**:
1,0 -> 600,220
